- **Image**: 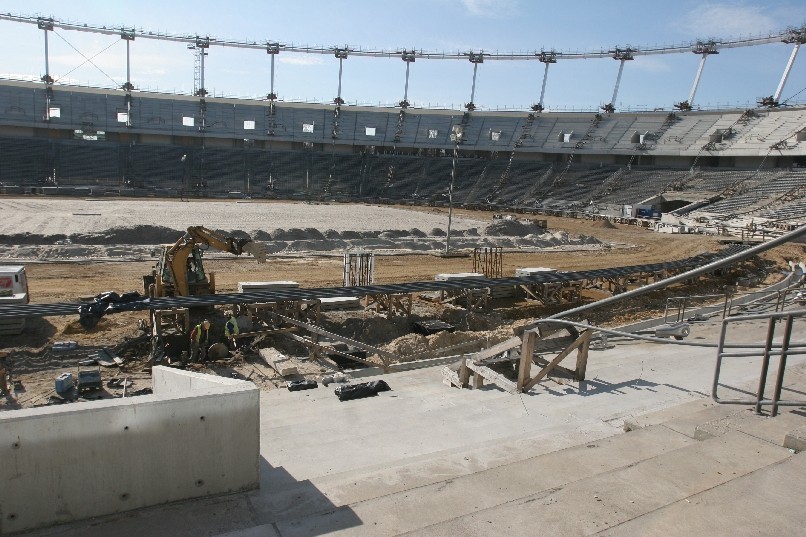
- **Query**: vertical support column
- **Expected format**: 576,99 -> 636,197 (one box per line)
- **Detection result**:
611,59 -> 626,105
333,48 -> 348,104
688,54 -> 708,104
774,43 -> 801,102
38,18 -> 54,120
401,50 -> 415,107
607,48 -> 634,112
535,51 -> 557,112
466,52 -> 483,111
121,30 -> 135,128
267,42 -> 279,100
688,41 -> 718,107
517,330 -> 537,392
192,36 -> 210,97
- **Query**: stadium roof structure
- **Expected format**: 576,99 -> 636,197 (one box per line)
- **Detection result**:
0,13 -> 805,112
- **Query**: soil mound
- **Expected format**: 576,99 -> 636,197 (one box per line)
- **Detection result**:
484,219 -> 543,237
593,219 -> 617,229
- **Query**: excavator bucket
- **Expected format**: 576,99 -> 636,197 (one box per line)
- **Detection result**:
241,241 -> 268,263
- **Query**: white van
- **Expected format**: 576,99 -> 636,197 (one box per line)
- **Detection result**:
0,265 -> 29,335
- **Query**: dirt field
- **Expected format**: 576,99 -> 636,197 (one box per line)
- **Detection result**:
1,200 -> 803,410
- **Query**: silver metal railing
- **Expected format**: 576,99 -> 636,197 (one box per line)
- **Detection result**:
712,308 -> 806,416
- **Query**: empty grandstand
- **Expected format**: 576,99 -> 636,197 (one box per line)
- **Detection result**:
0,15 -> 804,229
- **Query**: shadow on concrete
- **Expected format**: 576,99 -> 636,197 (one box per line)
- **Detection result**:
577,377 -> 660,396
243,457 -> 363,536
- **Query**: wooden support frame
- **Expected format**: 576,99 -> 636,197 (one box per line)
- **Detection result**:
151,307 -> 189,336
362,292 -> 412,317
518,327 -> 592,392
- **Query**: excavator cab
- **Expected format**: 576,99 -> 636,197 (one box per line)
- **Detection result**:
144,226 -> 266,298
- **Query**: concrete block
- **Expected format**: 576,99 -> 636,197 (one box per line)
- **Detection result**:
784,426 -> 806,452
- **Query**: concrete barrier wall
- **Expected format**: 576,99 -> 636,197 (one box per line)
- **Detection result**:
0,367 -> 259,535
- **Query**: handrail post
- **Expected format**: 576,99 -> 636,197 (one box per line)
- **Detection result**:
770,314 -> 794,417
755,317 -> 777,414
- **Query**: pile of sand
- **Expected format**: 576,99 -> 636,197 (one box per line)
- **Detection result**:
593,219 -> 618,229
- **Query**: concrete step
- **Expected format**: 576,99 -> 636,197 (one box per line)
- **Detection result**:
599,451 -> 806,536
396,431 -> 791,537
267,425 -> 696,536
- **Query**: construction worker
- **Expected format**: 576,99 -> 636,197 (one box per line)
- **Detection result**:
190,320 -> 211,362
224,311 -> 240,350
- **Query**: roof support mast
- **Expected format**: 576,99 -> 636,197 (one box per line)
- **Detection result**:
677,41 -> 718,111
603,48 -> 633,113
334,48 -> 348,105
763,27 -> 806,106
466,52 -> 483,111
266,42 -> 279,100
401,50 -> 415,108
38,18 -> 54,119
534,51 -> 557,112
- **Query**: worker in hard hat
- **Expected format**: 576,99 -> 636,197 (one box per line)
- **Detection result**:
224,310 -> 240,351
190,319 -> 211,362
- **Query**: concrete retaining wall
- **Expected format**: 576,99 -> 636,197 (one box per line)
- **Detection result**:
0,367 -> 259,535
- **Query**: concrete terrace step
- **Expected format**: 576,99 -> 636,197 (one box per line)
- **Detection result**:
270,425 -> 696,536
397,431 -> 792,537
599,452 -> 806,537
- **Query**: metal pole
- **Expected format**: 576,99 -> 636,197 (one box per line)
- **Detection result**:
688,53 -> 708,105
469,62 -> 478,105
755,317 -> 777,414
538,62 -> 550,108
550,223 -> 806,320
126,39 -> 131,88
199,49 -> 205,95
774,43 -> 800,102
43,28 -> 50,83
446,145 -> 457,254
270,53 -> 275,96
337,57 -> 343,101
770,314 -> 794,417
611,59 -> 625,105
403,60 -> 411,102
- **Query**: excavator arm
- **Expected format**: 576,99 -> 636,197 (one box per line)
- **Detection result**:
160,226 -> 268,297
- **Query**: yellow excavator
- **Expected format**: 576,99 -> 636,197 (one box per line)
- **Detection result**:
144,226 -> 268,297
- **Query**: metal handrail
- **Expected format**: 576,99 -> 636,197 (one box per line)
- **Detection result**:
712,308 -> 806,416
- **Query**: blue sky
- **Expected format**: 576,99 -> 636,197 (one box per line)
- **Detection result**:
1,0 -> 805,111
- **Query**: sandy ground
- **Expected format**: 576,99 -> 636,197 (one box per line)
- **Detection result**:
0,199 -> 486,236
1,200 -> 803,410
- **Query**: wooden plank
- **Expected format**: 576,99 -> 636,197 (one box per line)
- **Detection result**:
574,329 -> 592,381
466,360 -> 519,394
259,348 -> 298,376
442,366 -> 461,388
470,336 -> 522,365
517,330 -> 536,392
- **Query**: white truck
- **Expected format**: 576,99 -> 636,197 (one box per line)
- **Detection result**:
0,265 -> 29,335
